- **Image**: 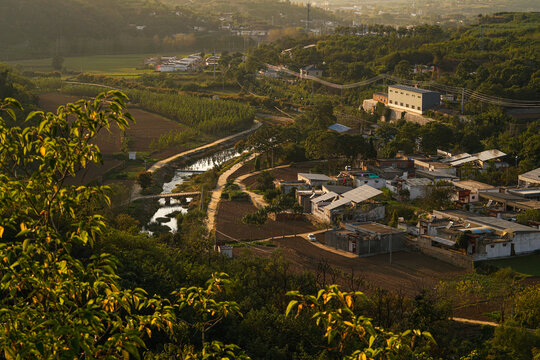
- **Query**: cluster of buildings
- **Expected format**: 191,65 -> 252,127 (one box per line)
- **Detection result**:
274,157 -> 540,266
146,54 -> 220,73
408,209 -> 540,267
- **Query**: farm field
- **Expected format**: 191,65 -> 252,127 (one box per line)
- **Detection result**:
39,93 -> 187,153
39,92 -> 190,184
482,253 -> 540,276
241,162 -> 324,188
8,54 -> 162,75
216,199 -> 317,241
237,237 -> 467,297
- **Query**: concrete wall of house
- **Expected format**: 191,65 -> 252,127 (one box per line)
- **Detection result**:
405,185 -> 428,200
479,242 -> 512,260
313,205 -> 331,222
354,177 -> 385,189
325,232 -> 406,256
357,234 -> 406,256
280,183 -> 311,194
298,195 -> 312,212
513,232 -> 540,255
416,237 -> 473,269
325,232 -> 350,252
422,92 -> 441,110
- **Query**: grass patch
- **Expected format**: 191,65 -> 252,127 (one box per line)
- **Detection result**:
482,253 -> 540,276
7,54 -> 164,75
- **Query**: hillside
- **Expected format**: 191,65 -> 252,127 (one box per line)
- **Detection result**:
0,0 -> 341,60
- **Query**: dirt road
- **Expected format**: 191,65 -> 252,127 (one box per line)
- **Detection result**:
233,165 -> 289,209
206,153 -> 258,233
148,121 -> 261,173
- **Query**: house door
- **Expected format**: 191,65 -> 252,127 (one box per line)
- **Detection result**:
511,243 -> 515,256
349,240 -> 357,254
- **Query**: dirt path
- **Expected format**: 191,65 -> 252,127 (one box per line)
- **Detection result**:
147,121 -> 261,173
206,153 -> 258,234
234,164 -> 290,209
452,317 -> 498,327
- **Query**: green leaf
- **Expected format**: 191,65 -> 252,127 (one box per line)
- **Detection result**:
22,239 -> 30,252
25,111 -> 44,123
123,344 -> 140,360
285,300 -> 298,317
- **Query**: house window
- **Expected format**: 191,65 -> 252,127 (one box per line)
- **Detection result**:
503,243 -> 507,247
389,100 -> 393,104
406,104 -> 409,108
400,92 -> 403,94
364,180 -> 368,184
412,105 -> 415,109
375,180 -> 379,183
400,102 -> 403,106
490,245 -> 494,248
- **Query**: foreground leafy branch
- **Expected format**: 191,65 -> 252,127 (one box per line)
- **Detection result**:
286,285 -> 436,359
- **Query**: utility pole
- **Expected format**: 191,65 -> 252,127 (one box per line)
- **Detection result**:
200,185 -> 204,211
389,232 -> 393,265
213,49 -> 216,79
306,3 -> 311,33
461,87 -> 465,114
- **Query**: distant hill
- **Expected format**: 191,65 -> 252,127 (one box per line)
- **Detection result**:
0,0 -> 205,59
0,0 -> 341,60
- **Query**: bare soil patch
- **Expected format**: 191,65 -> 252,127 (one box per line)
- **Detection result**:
242,162 -> 321,188
216,200 -> 317,241
228,159 -> 256,180
236,237 -> 466,296
39,93 -> 186,153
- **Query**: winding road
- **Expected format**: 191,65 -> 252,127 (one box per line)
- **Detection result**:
148,120 -> 261,173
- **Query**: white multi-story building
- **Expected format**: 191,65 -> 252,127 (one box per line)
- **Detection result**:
387,84 -> 440,115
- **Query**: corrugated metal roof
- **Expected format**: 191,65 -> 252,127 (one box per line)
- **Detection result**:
431,236 -> 456,247
520,167 -> 540,181
406,178 -> 432,187
452,180 -> 496,191
298,173 -> 332,181
389,84 -> 438,94
342,185 -> 382,203
325,197 -> 352,210
441,152 -> 472,163
311,192 -> 339,203
474,149 -> 506,161
328,123 -> 352,133
450,156 -> 478,166
323,185 -> 354,194
467,216 -> 540,233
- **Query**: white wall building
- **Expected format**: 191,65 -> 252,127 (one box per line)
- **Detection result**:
403,178 -> 432,200
387,84 -> 440,115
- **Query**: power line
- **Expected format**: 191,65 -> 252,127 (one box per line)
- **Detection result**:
265,64 -> 540,108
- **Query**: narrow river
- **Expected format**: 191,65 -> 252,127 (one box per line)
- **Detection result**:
147,147 -> 240,232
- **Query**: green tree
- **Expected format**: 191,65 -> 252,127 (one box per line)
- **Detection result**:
422,181 -> 454,210
516,209 -> 540,225
0,93 -> 248,359
138,171 -> 153,189
286,285 -> 436,359
0,93 -> 176,358
51,54 -> 64,71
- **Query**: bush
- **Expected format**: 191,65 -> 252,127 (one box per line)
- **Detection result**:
137,171 -> 153,189
256,171 -> 275,191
